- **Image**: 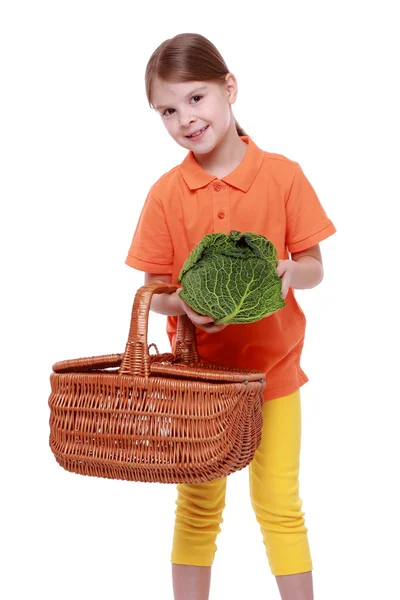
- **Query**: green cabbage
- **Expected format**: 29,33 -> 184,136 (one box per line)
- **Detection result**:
177,230 -> 285,325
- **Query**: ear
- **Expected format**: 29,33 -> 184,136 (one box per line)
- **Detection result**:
224,72 -> 238,104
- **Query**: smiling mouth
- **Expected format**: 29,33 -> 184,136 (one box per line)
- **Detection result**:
186,125 -> 209,138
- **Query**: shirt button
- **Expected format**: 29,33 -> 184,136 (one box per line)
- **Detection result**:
217,211 -> 225,219
214,183 -> 222,191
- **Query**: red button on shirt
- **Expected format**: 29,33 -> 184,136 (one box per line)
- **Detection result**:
217,211 -> 225,219
214,184 -> 222,191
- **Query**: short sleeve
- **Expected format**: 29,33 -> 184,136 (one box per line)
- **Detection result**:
125,188 -> 173,273
285,163 -> 336,254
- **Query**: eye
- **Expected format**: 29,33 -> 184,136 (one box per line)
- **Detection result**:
161,95 -> 203,118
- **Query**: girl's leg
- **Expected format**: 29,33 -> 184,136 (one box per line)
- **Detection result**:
249,390 -> 314,600
276,571 -> 314,600
171,477 -> 227,600
172,564 -> 212,600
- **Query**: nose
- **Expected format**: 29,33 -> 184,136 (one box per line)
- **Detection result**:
179,110 -> 196,128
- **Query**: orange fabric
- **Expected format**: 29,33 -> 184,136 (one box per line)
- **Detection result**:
125,136 -> 336,401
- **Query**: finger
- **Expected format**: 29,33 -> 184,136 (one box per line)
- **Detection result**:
178,292 -> 222,327
201,323 -> 228,334
195,321 -> 221,332
179,299 -> 212,321
281,273 -> 289,298
196,324 -> 212,332
186,306 -> 215,324
276,267 -> 283,277
209,325 -> 228,334
191,313 -> 215,324
180,300 -> 213,322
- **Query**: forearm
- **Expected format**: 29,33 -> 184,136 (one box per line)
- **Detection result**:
150,291 -> 186,316
291,256 -> 324,289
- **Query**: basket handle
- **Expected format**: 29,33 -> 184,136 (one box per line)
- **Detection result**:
119,282 -> 199,377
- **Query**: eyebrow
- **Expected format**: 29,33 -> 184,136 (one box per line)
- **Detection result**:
154,86 -> 208,111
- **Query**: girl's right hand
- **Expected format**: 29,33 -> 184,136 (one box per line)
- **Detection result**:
175,289 -> 228,334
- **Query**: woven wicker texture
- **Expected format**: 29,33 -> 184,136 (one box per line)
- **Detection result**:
48,283 -> 266,484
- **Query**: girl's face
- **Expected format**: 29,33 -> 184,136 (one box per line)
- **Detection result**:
151,74 -> 238,153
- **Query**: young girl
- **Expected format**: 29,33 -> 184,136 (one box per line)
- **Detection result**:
125,33 -> 336,600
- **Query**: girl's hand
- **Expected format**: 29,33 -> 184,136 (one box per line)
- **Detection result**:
176,289 -> 228,334
276,260 -> 297,299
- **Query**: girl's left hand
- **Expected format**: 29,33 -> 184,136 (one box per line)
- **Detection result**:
276,260 -> 297,299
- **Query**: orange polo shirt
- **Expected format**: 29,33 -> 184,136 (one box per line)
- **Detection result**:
125,135 -> 336,401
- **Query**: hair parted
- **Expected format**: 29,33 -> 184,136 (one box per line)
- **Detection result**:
145,33 -> 248,138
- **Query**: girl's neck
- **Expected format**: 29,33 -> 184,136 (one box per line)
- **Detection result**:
193,125 -> 248,180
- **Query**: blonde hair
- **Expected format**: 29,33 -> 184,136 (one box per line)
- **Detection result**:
145,33 -> 249,137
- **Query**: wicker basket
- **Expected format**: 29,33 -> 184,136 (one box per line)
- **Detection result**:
48,283 -> 266,484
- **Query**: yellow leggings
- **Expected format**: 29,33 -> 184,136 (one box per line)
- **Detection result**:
170,390 -> 313,576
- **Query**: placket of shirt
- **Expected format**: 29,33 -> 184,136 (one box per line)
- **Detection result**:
212,180 -> 231,233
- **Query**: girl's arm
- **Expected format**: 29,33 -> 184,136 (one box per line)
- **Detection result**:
144,273 -> 185,316
276,243 -> 324,298
144,273 -> 227,333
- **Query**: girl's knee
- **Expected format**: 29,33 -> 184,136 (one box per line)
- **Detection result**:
251,485 -> 306,528
174,478 -> 227,520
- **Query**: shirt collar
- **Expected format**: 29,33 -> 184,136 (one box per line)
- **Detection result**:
179,135 -> 264,192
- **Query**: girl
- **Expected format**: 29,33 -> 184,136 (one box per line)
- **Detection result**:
125,33 -> 336,600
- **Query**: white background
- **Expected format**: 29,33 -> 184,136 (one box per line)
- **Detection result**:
1,1 -> 399,598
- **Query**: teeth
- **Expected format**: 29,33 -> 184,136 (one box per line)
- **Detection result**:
189,126 -> 207,137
